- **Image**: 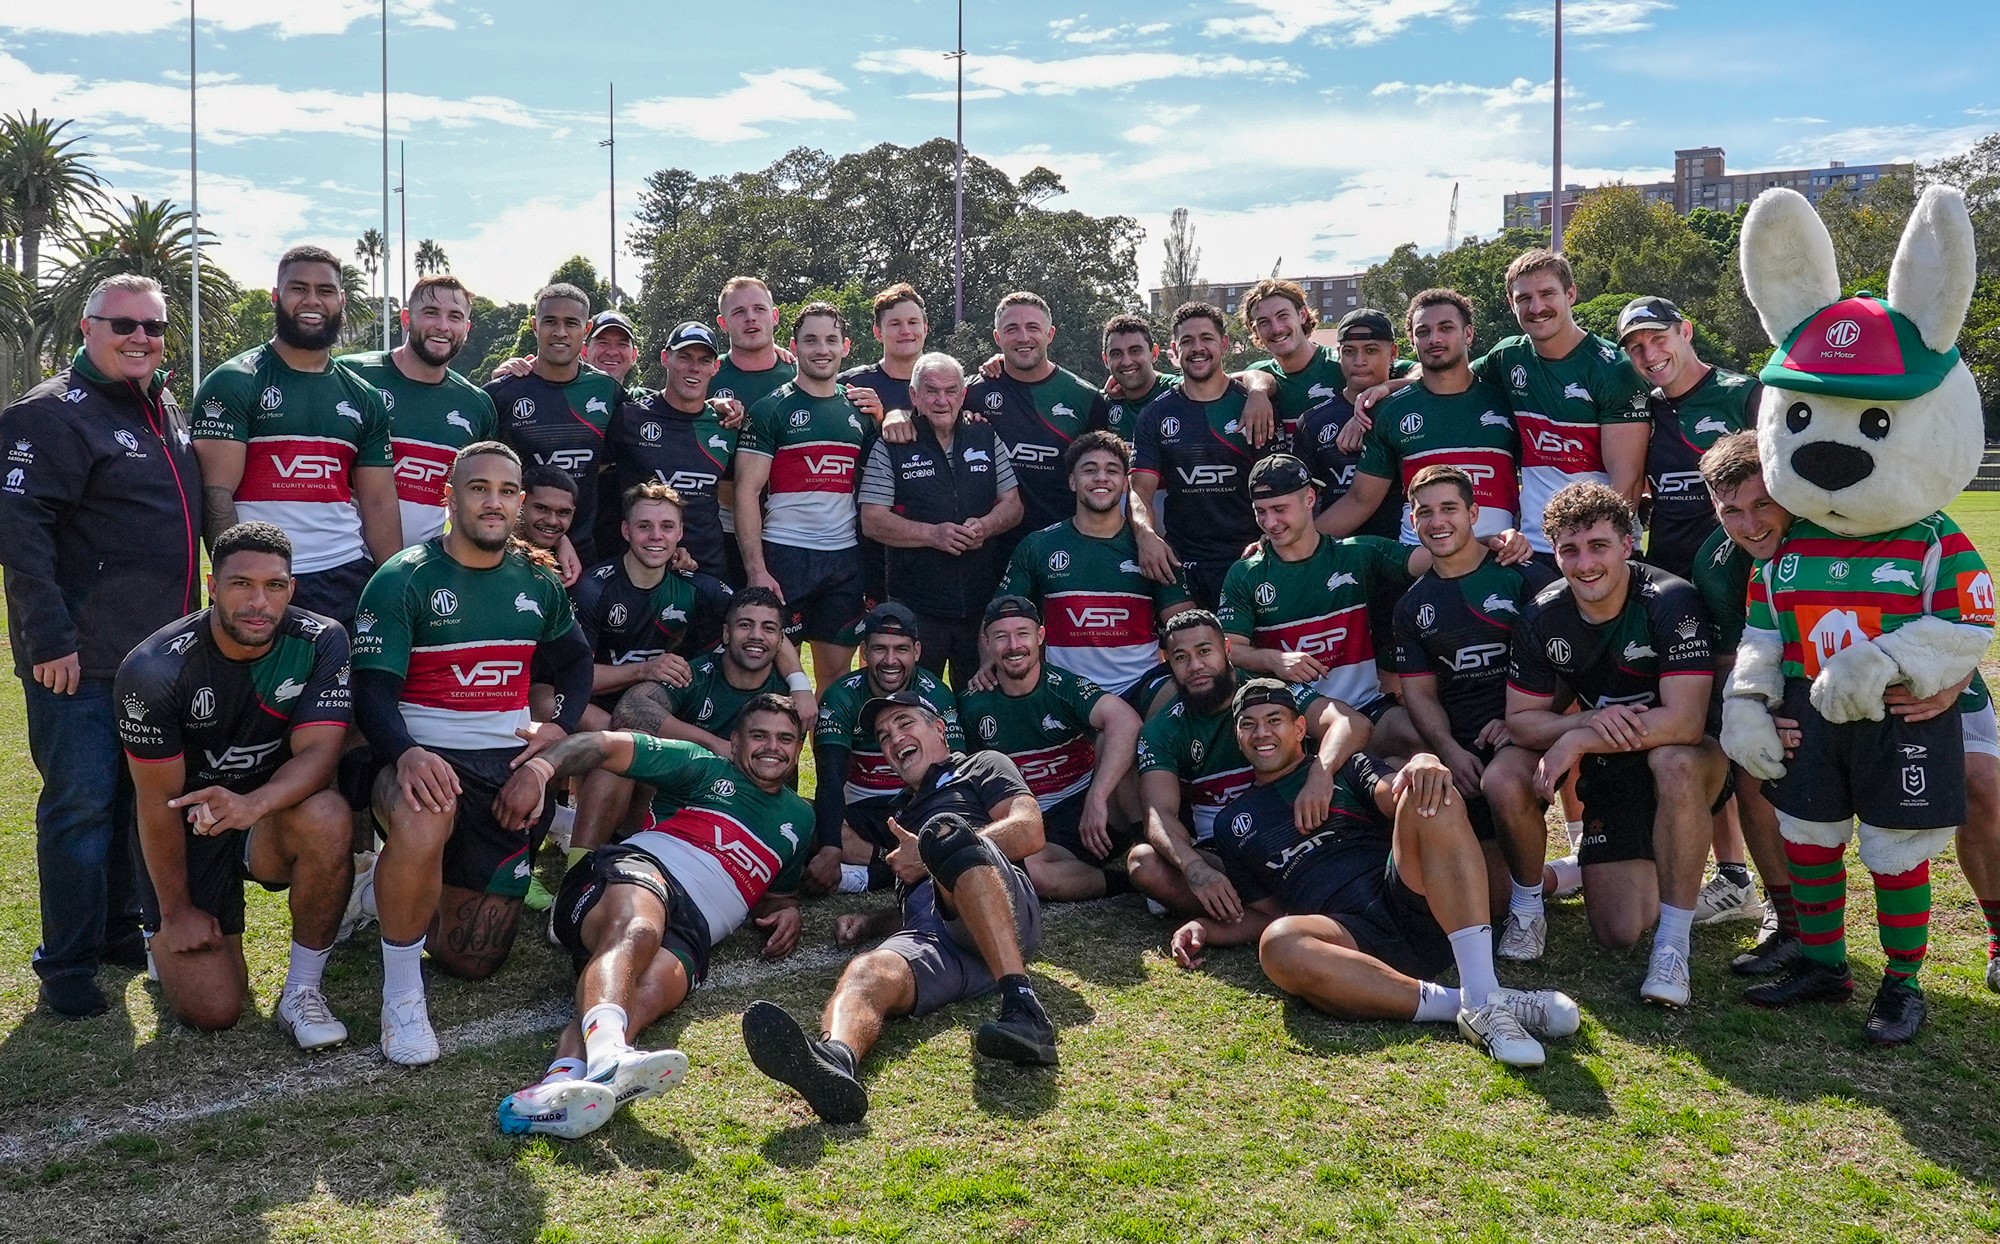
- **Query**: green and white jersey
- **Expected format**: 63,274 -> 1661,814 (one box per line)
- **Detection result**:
193,343 -> 394,573
1691,526 -> 1754,653
665,651 -> 791,739
1746,513 -> 1995,683
623,735 -> 811,943
1359,379 -> 1520,542
1137,679 -> 1320,838
958,661 -> 1107,809
708,353 -> 796,536
1216,534 -> 1413,709
1474,332 -> 1650,553
816,667 -> 963,806
997,518 -> 1191,694
1643,367 -> 1760,577
351,540 -> 575,750
740,383 -> 868,551
1103,372 -> 1178,444
336,351 -> 498,545
1247,345 -> 1412,435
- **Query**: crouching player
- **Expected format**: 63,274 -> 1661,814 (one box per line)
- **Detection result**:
496,694 -> 812,1137
1170,679 -> 1579,1067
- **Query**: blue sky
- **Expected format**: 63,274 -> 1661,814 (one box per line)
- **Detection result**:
2,0 -> 1996,307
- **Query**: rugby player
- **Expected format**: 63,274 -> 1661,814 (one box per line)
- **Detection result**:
1132,302 -> 1288,609
515,466 -> 579,560
606,322 -> 737,579
707,277 -> 797,587
1100,312 -> 1176,443
996,430 -> 1194,701
338,275 -> 499,546
350,441 -> 593,1065
733,302 -> 869,692
742,689 -> 1056,1124
193,245 -> 403,626
958,596 -> 1145,902
1170,679 -> 1580,1068
807,604 -> 963,896
495,697 -> 813,1138
117,522 -> 355,1044
1505,483 -> 1727,1006
1241,277 -> 1412,436
490,310 -> 648,396
1294,308 -> 1406,541
1125,610 -> 1370,920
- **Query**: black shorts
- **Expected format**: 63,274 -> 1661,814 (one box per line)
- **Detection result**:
1322,857 -> 1454,981
1038,794 -> 1137,865
882,841 -> 1043,1018
1357,695 -> 1400,725
912,611 -> 983,686
1181,559 -> 1233,613
358,745 -> 556,898
1368,591 -> 1399,673
1766,678 -> 1967,831
763,540 -> 864,645
1573,748 -> 1731,866
137,825 -> 287,937
552,844 -> 714,983
721,534 -> 748,591
291,557 -> 374,630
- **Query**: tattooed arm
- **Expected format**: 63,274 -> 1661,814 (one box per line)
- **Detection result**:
491,730 -> 639,832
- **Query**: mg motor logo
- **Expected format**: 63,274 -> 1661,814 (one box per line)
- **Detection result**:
431,588 -> 459,616
450,659 -> 524,687
1399,412 -> 1423,437
1255,582 -> 1277,607
1546,637 -> 1572,664
395,458 -> 449,484
511,398 -> 535,420
1509,365 -> 1528,390
656,470 -> 718,491
259,386 -> 284,410
275,454 -> 344,480
1416,604 -> 1435,629
788,409 -> 812,428
205,740 -> 284,773
191,687 -> 215,720
803,454 -> 854,476
1065,605 -> 1130,629
640,421 -> 663,442
1160,417 -> 1182,438
1177,464 -> 1236,487
984,391 -> 1005,411
1048,550 -> 1071,572
539,449 -> 592,471
1825,319 -> 1862,349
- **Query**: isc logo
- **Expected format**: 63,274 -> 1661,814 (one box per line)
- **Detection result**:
275,454 -> 344,479
657,470 -> 718,491
539,449 -> 592,471
803,454 -> 854,476
1447,642 -> 1508,671
1065,605 -> 1129,629
1178,464 -> 1236,486
395,458 -> 449,483
450,660 -> 525,687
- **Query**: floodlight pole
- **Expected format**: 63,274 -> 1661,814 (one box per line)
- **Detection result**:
601,83 -> 617,304
397,141 -> 407,308
1552,0 -> 1565,251
189,1 -> 201,388
380,0 -> 392,349
951,0 -> 966,327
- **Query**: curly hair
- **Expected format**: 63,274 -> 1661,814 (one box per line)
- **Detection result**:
1542,481 -> 1635,544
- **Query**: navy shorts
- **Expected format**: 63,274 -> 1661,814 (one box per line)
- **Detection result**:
1038,793 -> 1137,865
1766,678 -> 1967,831
881,839 -> 1043,1018
290,557 -> 374,630
137,825 -> 286,937
552,843 -> 714,983
352,745 -> 555,898
1323,857 -> 1454,981
763,540 -> 864,646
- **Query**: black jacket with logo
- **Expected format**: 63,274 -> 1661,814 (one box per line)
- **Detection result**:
860,417 -> 1012,619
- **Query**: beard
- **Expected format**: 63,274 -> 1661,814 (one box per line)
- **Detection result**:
1180,669 -> 1236,717
407,328 -> 464,368
274,302 -> 343,351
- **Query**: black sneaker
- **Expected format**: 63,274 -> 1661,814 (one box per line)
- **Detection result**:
101,932 -> 149,971
1730,930 -> 1803,977
1987,958 -> 2000,996
974,990 -> 1059,1066
39,974 -> 108,1019
741,1001 -> 868,1124
1743,955 -> 1855,1007
1863,975 -> 1928,1046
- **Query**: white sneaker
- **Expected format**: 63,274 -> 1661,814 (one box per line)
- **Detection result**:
547,804 -> 577,853
589,1047 -> 691,1108
1457,1000 -> 1546,1068
1692,873 -> 1765,926
144,933 -> 158,983
497,1076 -> 617,1139
381,992 -> 440,1066
338,853 -> 379,944
1548,854 -> 1583,899
1640,943 -> 1693,1008
1497,911 -> 1547,961
276,985 -> 348,1051
1490,986 -> 1581,1039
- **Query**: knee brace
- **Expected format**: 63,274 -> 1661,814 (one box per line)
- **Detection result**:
917,812 -> 993,890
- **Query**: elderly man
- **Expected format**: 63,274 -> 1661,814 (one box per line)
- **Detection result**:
0,274 -> 205,1017
858,351 -> 1023,684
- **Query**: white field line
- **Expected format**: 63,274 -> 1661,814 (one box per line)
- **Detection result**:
0,902 -> 1102,1166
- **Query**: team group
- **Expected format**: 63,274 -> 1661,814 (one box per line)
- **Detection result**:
4,239 -> 1990,1137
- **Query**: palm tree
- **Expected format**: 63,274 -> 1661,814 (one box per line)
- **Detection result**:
354,229 -> 385,299
414,238 -> 449,276
41,197 -> 241,381
338,261 -> 377,347
0,112 -> 105,387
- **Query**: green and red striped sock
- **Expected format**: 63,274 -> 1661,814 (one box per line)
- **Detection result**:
1785,839 -> 1848,968
1766,883 -> 1800,939
1872,861 -> 1931,985
1980,898 -> 2000,962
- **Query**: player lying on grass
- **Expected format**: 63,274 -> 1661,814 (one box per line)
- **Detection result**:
494,694 -> 812,1138
1169,678 -> 1581,1068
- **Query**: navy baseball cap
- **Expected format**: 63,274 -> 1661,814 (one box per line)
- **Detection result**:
664,321 -> 721,355
860,688 -> 944,735
1247,453 -> 1318,500
586,310 -> 637,342
857,601 -> 919,638
1616,296 -> 1687,343
1336,308 -> 1396,343
982,595 -> 1041,628
1231,677 -> 1298,718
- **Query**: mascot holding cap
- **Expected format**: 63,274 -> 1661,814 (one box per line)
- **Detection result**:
1722,184 -> 1994,1044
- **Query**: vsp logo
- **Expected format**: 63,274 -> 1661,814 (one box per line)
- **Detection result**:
276,454 -> 344,480
1460,464 -> 1497,485
1066,605 -> 1129,629
1656,471 -> 1704,494
396,458 -> 449,484
539,449 -> 592,471
205,740 -> 284,773
804,454 -> 854,476
1448,643 -> 1508,672
1294,628 -> 1350,657
657,470 -> 718,491
1017,756 -> 1069,783
1009,443 -> 1060,464
450,659 -> 524,687
1527,428 -> 1585,456
1178,464 -> 1236,487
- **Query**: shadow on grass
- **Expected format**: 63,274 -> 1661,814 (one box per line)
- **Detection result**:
1032,894 -> 1156,987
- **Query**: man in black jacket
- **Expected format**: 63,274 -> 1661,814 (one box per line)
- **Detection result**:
0,274 -> 204,1017
857,351 -> 1023,684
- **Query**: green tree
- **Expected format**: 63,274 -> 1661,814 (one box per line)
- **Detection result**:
543,254 -> 614,314
414,238 -> 448,276
353,229 -> 385,299
465,294 -> 530,380
1815,174 -> 1917,295
1562,184 -> 1721,310
0,111 -> 105,389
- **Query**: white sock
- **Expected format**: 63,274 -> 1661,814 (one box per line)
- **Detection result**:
285,942 -> 331,996
582,1003 -> 631,1075
1565,819 -> 1584,850
544,1056 -> 586,1083
1448,924 -> 1501,1004
1413,980 -> 1462,1023
381,936 -> 426,1002
1655,903 -> 1695,958
1509,879 -> 1545,920
838,863 -> 871,894
1548,855 -> 1583,894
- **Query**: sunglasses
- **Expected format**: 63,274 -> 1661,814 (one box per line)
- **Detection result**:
87,315 -> 169,338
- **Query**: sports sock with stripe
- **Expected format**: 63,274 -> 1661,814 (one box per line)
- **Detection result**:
1766,883 -> 1800,939
1448,924 -> 1500,1003
582,1003 -> 631,1076
1785,840 -> 1848,968
1509,879 -> 1544,921
1981,898 -> 2000,961
1872,861 -> 1931,985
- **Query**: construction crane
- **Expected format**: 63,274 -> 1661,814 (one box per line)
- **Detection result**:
1270,256 -> 1282,278
1445,182 -> 1460,252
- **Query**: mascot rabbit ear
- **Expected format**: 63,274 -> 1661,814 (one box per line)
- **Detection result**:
1887,185 -> 1976,353
1740,188 -> 1841,345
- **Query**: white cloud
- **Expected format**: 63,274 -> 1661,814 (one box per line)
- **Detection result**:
857,48 -> 1299,96
624,70 -> 852,143
1202,0 -> 1473,47
1046,18 -> 1175,45
1373,78 -> 1555,108
0,0 -> 457,38
436,191 -> 642,305
1773,116 -> 1828,125
1504,1 -> 1673,35
1774,124 -> 1990,167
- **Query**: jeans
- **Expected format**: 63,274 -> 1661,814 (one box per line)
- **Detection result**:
24,677 -> 142,983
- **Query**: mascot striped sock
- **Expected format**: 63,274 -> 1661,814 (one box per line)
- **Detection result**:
1785,840 -> 1848,967
1871,862 -> 1931,983
1981,899 -> 2000,962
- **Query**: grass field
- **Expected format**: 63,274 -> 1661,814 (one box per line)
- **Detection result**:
4,513 -> 2000,1241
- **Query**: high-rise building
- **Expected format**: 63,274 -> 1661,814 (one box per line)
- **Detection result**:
1502,146 -> 1913,231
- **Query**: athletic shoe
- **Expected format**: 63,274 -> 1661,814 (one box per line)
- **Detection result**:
589,1047 -> 690,1108
1640,943 -> 1692,1008
497,1076 -> 617,1140
276,986 -> 348,1052
1548,854 -> 1583,900
380,992 -> 441,1066
1730,915 -> 1802,977
1496,911 -> 1547,962
1743,955 -> 1855,1007
39,974 -> 108,1019
101,930 -> 149,970
742,1000 -> 868,1124
337,853 -> 379,944
547,804 -> 577,853
522,873 -> 556,913
1490,987 -> 1581,1039
1863,975 -> 1927,1045
1987,957 -> 2000,995
974,991 -> 1060,1067
1693,873 -> 1764,926
1144,898 -> 1169,918
144,933 -> 159,983
1457,1000 -> 1546,1068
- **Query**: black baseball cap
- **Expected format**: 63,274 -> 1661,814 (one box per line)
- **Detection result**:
1231,677 -> 1299,718
1616,296 -> 1687,342
1335,308 -> 1396,343
857,601 -> 919,638
1247,453 -> 1318,500
664,320 -> 721,355
983,594 -> 1041,628
860,688 -> 944,736
586,310 -> 637,342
